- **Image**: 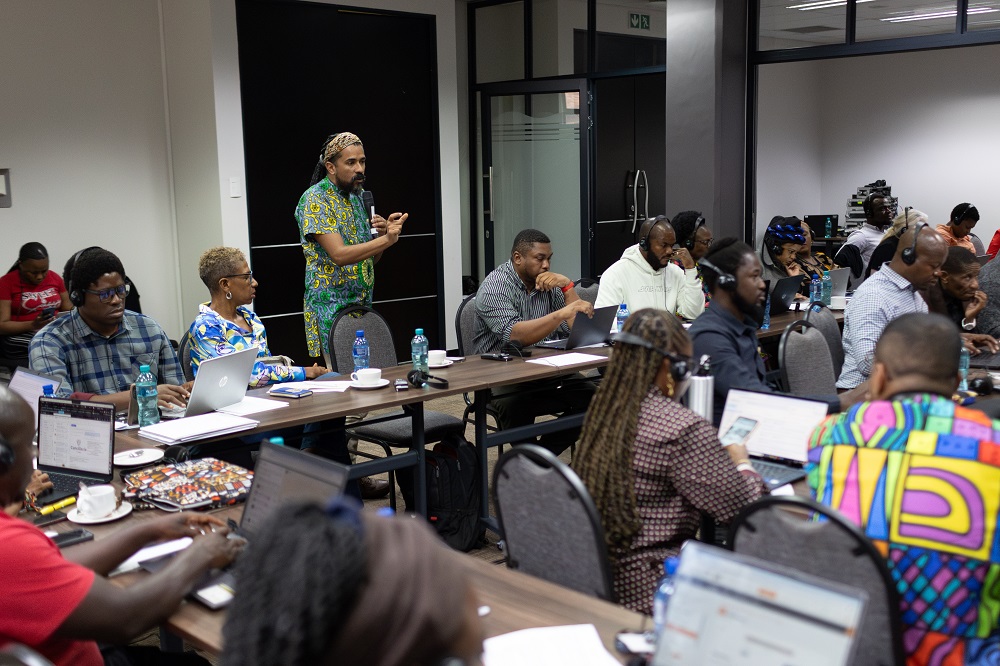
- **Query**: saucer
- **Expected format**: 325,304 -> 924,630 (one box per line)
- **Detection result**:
67,502 -> 133,525
350,378 -> 390,390
114,448 -> 165,467
428,360 -> 453,369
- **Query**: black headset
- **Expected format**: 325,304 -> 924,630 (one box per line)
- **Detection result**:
67,246 -> 97,307
610,331 -> 689,382
952,203 -> 974,225
638,216 -> 669,252
684,213 -> 706,250
407,370 -> 449,389
901,210 -> 927,266
697,257 -> 736,291
862,192 -> 879,217
0,434 -> 14,473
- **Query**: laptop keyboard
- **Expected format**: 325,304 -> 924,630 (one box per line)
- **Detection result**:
970,349 -> 1000,369
49,473 -> 103,494
751,460 -> 807,489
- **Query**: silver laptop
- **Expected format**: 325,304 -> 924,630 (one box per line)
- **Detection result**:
145,442 -> 349,609
828,266 -> 850,297
654,541 -> 866,666
8,366 -> 61,432
36,397 -> 116,504
718,389 -> 829,489
534,305 -> 618,350
161,345 -> 258,419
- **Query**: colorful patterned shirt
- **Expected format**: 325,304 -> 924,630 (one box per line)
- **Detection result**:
186,303 -> 304,388
808,394 -> 1000,665
295,177 -> 375,357
27,309 -> 184,397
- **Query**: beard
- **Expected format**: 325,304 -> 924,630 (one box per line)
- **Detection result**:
643,251 -> 666,272
734,289 -> 766,326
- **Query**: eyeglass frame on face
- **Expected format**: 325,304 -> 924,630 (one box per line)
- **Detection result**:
693,237 -> 714,247
223,272 -> 254,283
82,283 -> 130,303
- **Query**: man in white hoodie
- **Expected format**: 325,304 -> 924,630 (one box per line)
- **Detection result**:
595,216 -> 706,320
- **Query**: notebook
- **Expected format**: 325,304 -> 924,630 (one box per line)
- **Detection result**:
718,389 -> 830,489
144,442 -> 349,609
534,305 -> 618,350
653,541 -> 866,666
768,275 -> 805,315
828,266 -> 850,297
36,397 -> 116,504
8,366 -> 61,432
160,345 -> 259,419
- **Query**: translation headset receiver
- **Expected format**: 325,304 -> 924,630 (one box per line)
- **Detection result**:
407,370 -> 449,389
67,246 -> 101,307
638,216 -> 669,252
900,208 -> 927,266
952,203 -> 974,225
684,213 -> 706,250
0,433 -> 14,473
697,257 -> 736,291
610,331 -> 690,382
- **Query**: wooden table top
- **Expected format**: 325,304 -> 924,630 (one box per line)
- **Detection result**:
756,307 -> 844,342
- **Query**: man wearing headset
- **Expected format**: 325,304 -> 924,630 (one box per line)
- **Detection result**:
28,248 -> 189,411
936,202 -> 979,253
838,224 -> 948,389
594,215 -> 705,320
834,192 -> 895,287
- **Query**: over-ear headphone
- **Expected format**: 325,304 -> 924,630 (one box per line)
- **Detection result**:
638,216 -> 669,252
0,433 -> 14,473
684,213 -> 706,250
68,246 -> 98,307
862,193 -> 878,217
952,203 -> 973,225
407,370 -> 449,389
611,331 -> 690,381
698,257 -> 737,291
901,210 -> 927,266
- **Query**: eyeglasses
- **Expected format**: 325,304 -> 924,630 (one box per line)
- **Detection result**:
694,237 -> 714,246
224,272 -> 254,283
83,283 -> 130,303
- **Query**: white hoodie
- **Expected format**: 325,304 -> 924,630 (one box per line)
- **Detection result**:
595,244 -> 706,320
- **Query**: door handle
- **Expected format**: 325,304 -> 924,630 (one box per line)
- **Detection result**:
630,169 -> 642,234
483,167 -> 493,217
637,169 -> 650,223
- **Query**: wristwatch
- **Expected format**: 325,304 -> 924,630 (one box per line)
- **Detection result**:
962,318 -> 976,331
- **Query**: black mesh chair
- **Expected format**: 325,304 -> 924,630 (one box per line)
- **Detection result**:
728,495 -> 904,666
455,294 -> 502,432
777,319 -> 837,395
804,302 -> 845,377
573,277 -> 599,305
494,445 -> 615,601
177,332 -> 195,382
328,306 -> 464,509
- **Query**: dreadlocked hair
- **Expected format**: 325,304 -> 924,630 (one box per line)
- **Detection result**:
573,308 -> 690,560
220,501 -> 367,666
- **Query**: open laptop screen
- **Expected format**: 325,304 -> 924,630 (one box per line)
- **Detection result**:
37,397 -> 114,476
719,389 -> 829,464
654,542 -> 865,666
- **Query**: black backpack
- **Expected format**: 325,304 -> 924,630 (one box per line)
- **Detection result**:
398,434 -> 484,551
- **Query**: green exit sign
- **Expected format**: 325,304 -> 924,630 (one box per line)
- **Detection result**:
629,12 -> 650,30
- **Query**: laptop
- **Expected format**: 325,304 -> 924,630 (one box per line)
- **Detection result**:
970,348 -> 1000,370
718,389 -> 830,489
8,366 -> 61,433
534,305 -> 618,350
768,275 -> 805,316
654,541 -> 866,666
828,266 -> 850,298
36,397 -> 116,504
803,214 -> 839,239
145,442 -> 349,609
160,345 -> 259,419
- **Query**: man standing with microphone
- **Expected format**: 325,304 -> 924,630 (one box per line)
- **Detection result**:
295,132 -> 407,365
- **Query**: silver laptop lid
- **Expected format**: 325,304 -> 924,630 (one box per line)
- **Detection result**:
719,389 -> 829,464
238,441 -> 350,541
9,366 -> 61,431
36,397 -> 115,480
654,541 -> 866,666
183,345 -> 259,417
828,267 -> 850,297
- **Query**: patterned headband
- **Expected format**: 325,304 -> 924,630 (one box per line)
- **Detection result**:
322,132 -> 362,162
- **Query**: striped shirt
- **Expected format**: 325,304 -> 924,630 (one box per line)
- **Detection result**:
28,309 -> 185,397
837,264 -> 927,389
474,260 -> 569,354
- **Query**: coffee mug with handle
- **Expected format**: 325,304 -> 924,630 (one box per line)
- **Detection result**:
351,368 -> 382,385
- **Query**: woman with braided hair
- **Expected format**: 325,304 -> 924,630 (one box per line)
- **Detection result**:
221,499 -> 483,666
760,215 -> 809,294
574,309 -> 764,614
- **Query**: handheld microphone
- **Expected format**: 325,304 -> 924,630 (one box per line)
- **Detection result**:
362,190 -> 376,236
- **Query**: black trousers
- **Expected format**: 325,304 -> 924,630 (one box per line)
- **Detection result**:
489,374 -> 597,456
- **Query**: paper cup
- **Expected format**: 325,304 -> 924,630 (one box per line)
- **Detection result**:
77,484 -> 118,519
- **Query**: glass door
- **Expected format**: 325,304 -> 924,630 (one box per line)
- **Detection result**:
479,80 -> 591,281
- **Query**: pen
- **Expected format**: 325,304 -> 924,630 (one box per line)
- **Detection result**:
38,496 -> 76,515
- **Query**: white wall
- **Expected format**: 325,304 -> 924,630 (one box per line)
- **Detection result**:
757,44 -> 1000,250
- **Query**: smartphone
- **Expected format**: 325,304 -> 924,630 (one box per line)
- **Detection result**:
720,416 -> 758,447
41,306 -> 57,318
393,378 -> 409,392
51,528 -> 95,548
481,353 -> 513,362
267,386 -> 313,399
32,510 -> 67,526
615,631 -> 656,655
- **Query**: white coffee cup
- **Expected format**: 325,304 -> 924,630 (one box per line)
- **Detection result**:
351,368 -> 382,385
77,484 -> 118,519
830,295 -> 848,309
428,350 -> 447,366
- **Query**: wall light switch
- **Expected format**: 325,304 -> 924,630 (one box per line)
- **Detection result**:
229,176 -> 242,198
0,169 -> 11,208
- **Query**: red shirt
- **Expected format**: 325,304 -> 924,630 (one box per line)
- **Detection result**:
0,512 -> 101,666
0,270 -> 66,321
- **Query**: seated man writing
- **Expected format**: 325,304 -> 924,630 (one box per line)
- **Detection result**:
0,387 -> 243,665
28,248 -> 189,411
808,313 -> 1000,664
474,228 -> 597,455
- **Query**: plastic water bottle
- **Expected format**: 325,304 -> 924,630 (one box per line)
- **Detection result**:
352,330 -> 370,371
411,328 -> 429,373
825,217 -> 832,237
959,347 -> 970,391
809,275 -> 821,303
821,270 -> 833,306
761,292 -> 771,330
616,303 -> 630,333
652,556 -> 680,638
136,364 -> 160,427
